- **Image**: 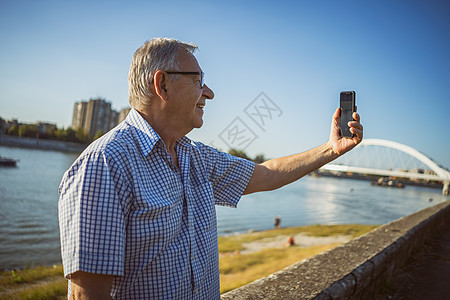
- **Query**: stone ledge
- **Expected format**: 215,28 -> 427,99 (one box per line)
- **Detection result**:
221,200 -> 450,300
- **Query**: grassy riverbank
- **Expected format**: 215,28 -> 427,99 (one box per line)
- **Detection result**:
0,224 -> 378,299
218,224 -> 378,293
0,265 -> 66,300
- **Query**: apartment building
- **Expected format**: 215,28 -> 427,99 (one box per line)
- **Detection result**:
118,107 -> 131,123
72,98 -> 130,137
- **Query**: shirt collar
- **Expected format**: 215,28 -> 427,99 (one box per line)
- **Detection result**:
125,108 -> 192,157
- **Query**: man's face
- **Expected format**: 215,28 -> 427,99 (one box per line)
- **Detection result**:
167,50 -> 214,131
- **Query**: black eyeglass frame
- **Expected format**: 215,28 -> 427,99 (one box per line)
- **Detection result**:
166,71 -> 205,88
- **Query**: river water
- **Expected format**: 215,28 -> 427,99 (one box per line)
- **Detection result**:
0,145 -> 448,270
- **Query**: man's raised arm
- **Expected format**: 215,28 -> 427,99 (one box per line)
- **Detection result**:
244,108 -> 363,195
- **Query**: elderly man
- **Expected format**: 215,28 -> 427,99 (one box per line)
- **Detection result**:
59,38 -> 363,299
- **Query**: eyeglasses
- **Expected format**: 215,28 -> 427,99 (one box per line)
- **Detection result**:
166,71 -> 205,88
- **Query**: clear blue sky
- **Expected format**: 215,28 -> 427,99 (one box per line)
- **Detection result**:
1,0 -> 449,168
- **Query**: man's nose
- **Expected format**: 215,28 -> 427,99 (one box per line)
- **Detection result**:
202,84 -> 215,100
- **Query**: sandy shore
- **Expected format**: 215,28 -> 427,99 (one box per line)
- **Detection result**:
240,233 -> 352,254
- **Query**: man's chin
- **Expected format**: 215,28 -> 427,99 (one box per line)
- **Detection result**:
194,121 -> 204,129
190,117 -> 204,129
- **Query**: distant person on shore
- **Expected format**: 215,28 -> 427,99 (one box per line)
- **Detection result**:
286,236 -> 295,247
58,38 -> 363,299
274,215 -> 281,229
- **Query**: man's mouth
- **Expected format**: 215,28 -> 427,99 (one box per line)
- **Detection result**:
196,104 -> 205,109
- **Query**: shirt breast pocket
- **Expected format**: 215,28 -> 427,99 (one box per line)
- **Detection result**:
191,181 -> 217,232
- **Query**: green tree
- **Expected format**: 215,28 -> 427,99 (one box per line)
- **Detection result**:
228,148 -> 250,160
93,130 -> 105,141
64,127 -> 77,142
76,127 -> 91,143
7,125 -> 19,136
54,127 -> 66,140
228,149 -> 268,163
253,154 -> 266,164
18,124 -> 38,138
40,126 -> 55,139
18,124 -> 28,137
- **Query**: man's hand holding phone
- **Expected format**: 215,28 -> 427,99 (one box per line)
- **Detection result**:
328,91 -> 363,156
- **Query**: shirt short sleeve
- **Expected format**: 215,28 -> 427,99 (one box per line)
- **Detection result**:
58,151 -> 129,278
194,142 -> 255,208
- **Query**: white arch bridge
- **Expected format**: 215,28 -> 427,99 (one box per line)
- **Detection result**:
320,139 -> 450,195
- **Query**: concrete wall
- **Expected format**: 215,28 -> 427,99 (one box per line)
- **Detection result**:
222,200 -> 450,300
0,135 -> 86,153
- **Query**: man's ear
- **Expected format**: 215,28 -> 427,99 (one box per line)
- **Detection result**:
153,70 -> 169,100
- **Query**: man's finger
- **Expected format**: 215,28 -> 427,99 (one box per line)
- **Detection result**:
334,107 -> 341,119
352,112 -> 360,122
348,121 -> 363,130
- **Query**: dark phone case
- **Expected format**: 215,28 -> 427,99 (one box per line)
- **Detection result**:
340,91 -> 356,138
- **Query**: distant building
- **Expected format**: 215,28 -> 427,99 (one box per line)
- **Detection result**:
0,118 -> 19,135
72,101 -> 88,130
118,107 -> 131,123
37,122 -> 57,136
72,98 -> 131,138
72,98 -> 116,137
109,110 -> 119,131
0,117 -> 5,134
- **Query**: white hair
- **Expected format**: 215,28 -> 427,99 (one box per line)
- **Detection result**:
128,38 -> 198,109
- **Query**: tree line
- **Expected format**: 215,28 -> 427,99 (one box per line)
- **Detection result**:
228,148 -> 267,163
4,124 -> 104,144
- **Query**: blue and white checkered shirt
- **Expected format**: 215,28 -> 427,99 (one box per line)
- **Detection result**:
58,108 -> 255,299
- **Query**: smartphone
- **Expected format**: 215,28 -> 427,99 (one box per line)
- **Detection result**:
339,91 -> 356,138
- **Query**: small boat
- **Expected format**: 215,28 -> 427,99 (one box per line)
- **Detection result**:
0,155 -> 19,167
371,177 -> 405,188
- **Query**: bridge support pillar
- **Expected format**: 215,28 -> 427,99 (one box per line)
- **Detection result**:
444,181 -> 449,196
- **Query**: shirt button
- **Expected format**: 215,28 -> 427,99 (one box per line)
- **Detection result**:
192,255 -> 195,261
